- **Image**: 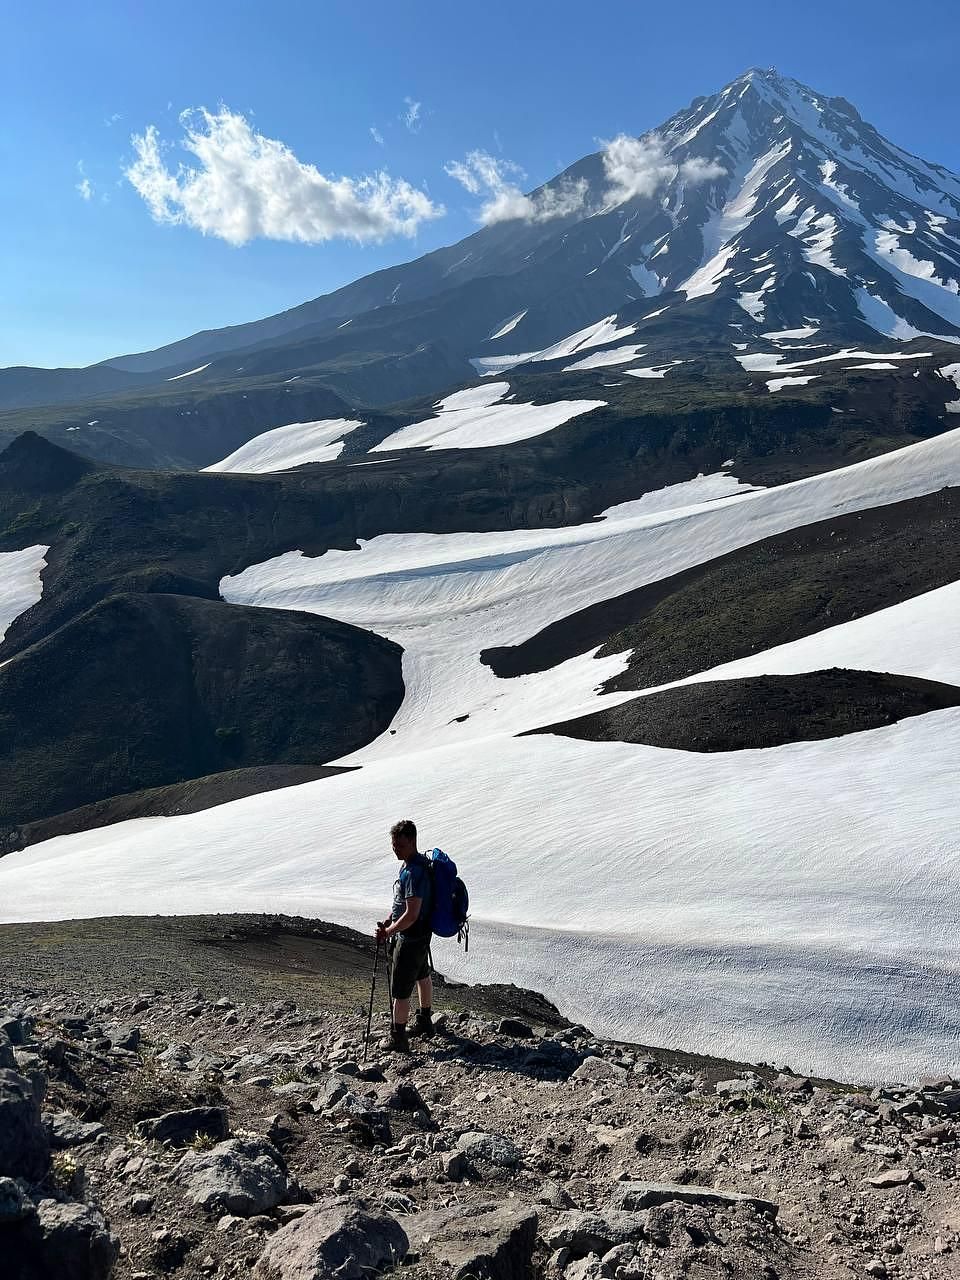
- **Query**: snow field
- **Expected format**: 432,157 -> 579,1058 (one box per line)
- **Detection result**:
223,427 -> 960,766
0,545 -> 49,644
203,419 -> 366,473
1,716 -> 958,1081
370,381 -> 605,452
470,315 -> 638,376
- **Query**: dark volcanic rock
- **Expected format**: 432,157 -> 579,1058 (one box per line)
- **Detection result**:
253,1202 -> 408,1280
173,1137 -> 289,1216
0,1069 -> 49,1181
407,1203 -> 538,1280
134,1106 -> 229,1146
44,1112 -> 106,1150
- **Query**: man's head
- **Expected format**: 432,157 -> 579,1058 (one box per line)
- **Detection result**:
390,818 -> 418,861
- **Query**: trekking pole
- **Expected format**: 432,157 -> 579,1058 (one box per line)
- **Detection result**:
362,937 -> 381,1064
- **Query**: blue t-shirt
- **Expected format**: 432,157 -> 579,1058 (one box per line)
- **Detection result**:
391,853 -> 432,937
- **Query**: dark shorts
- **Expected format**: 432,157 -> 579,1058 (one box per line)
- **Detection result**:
389,933 -> 432,1000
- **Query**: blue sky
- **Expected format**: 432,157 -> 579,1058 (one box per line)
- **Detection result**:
5,0 -> 960,369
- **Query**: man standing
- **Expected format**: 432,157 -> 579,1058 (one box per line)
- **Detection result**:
376,818 -> 434,1052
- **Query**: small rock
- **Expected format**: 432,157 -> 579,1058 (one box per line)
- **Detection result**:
610,1180 -> 778,1217
868,1168 -> 914,1189
33,1199 -> 120,1280
545,1210 -> 647,1256
456,1130 -> 522,1168
44,1112 -> 106,1149
440,1150 -> 467,1181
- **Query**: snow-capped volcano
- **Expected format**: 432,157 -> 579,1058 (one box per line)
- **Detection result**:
5,66 -> 960,430
475,66 -> 960,357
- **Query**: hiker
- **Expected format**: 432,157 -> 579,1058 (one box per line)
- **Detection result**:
376,818 -> 434,1051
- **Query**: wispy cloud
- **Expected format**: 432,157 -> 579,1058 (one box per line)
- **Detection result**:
104,112 -> 122,128
402,97 -> 422,132
602,134 -> 725,204
125,106 -> 445,246
75,160 -> 94,201
370,125 -> 385,147
445,149 -> 587,226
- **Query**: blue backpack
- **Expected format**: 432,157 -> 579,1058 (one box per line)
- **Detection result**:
425,848 -> 470,950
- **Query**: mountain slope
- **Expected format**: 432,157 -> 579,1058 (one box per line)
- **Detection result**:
5,66 -> 960,428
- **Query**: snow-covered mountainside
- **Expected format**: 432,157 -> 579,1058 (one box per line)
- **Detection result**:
4,65 -> 960,438
3,69 -> 960,1083
3,425 -> 960,1080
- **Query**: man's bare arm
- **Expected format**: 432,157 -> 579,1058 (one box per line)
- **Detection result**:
384,896 -> 422,937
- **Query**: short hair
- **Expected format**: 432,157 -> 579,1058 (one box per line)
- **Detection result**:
390,818 -> 417,843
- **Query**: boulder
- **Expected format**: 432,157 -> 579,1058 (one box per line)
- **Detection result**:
0,1032 -> 16,1070
253,1202 -> 407,1280
0,1014 -> 27,1046
104,1026 -> 140,1052
544,1210 -> 648,1256
610,1180 -> 778,1217
497,1018 -> 535,1039
407,1203 -> 538,1280
456,1131 -> 522,1168
571,1056 -> 628,1084
135,1107 -> 229,1146
173,1137 -> 289,1216
0,1069 -> 49,1180
0,1176 -> 34,1224
44,1113 -> 106,1150
377,1082 -> 429,1113
7,1199 -> 121,1280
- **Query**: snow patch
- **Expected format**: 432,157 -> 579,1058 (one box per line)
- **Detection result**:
562,343 -> 647,372
203,420 -> 365,473
487,310 -> 528,341
370,382 -> 604,452
166,363 -> 210,381
0,545 -> 48,643
767,375 -> 819,392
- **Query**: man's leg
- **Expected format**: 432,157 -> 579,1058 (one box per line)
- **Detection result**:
416,976 -> 433,1010
393,996 -> 411,1026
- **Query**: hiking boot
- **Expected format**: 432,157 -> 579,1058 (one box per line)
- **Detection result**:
388,1024 -> 411,1053
410,1009 -> 434,1038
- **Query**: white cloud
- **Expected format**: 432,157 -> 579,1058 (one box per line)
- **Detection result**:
104,112 -> 122,128
445,150 -> 587,226
75,160 -> 94,201
402,98 -> 422,132
602,133 -> 725,205
124,107 -> 444,246
370,125 -> 385,147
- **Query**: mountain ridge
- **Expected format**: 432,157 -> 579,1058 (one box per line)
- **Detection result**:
5,67 -> 960,424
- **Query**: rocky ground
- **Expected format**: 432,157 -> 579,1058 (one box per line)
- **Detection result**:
1,915 -> 958,1280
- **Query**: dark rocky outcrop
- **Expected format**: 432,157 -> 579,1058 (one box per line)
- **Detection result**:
0,592 -> 402,829
531,669 -> 960,753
